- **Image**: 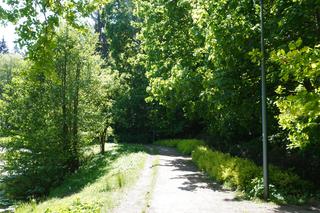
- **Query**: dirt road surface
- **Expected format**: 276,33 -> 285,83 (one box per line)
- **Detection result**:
115,146 -> 319,213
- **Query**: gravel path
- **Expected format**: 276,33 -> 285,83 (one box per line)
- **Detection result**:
112,146 -> 319,213
146,146 -> 319,213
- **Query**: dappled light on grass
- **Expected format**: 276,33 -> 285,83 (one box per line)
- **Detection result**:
50,143 -> 144,198
15,143 -> 147,213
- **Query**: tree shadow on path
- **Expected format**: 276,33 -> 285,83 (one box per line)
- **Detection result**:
154,146 -> 228,192
154,146 -> 320,213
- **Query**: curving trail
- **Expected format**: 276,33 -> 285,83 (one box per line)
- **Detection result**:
115,146 -> 319,213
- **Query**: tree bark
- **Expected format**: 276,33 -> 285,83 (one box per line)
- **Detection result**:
100,127 -> 107,154
71,62 -> 81,170
62,37 -> 68,152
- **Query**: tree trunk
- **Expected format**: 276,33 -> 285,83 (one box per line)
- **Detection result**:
100,127 -> 107,154
94,9 -> 108,58
100,133 -> 105,154
70,62 -> 81,170
62,39 -> 68,152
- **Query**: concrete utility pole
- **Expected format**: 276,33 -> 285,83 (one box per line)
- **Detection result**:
259,0 -> 269,200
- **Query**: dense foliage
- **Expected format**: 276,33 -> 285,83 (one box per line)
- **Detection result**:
0,26 -> 108,198
272,41 -> 320,149
0,0 -> 319,203
93,0 -> 153,143
133,0 -> 320,185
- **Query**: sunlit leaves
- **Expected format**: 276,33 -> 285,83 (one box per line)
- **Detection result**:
0,25 -> 108,198
0,0 -> 110,49
272,42 -> 320,149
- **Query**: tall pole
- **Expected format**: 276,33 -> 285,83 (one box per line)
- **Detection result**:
260,0 -> 269,200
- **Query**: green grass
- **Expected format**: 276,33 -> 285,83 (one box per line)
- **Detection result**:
15,143 -> 148,213
142,155 -> 159,213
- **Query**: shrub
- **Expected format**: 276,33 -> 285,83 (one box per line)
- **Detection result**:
155,139 -> 313,203
192,146 -> 313,203
268,165 -> 312,198
154,139 -> 179,147
247,177 -> 285,202
176,139 -> 205,155
154,139 -> 205,155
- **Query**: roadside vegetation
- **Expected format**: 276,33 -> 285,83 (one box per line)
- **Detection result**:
15,143 -> 147,213
155,139 -> 319,205
0,0 -> 319,208
155,139 -> 205,155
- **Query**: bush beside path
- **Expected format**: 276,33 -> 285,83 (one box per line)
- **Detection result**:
144,145 -> 317,213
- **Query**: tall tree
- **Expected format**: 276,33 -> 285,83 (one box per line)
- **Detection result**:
0,25 -> 106,198
134,0 -> 212,138
93,0 -> 152,143
133,0 -> 320,184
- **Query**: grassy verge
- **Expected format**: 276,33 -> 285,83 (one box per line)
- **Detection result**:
142,152 -> 159,213
15,143 -> 147,213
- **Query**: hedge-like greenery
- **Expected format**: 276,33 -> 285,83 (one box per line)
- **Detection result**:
192,146 -> 312,202
155,139 -> 313,203
154,139 -> 179,148
192,146 -> 260,191
154,139 -> 205,155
